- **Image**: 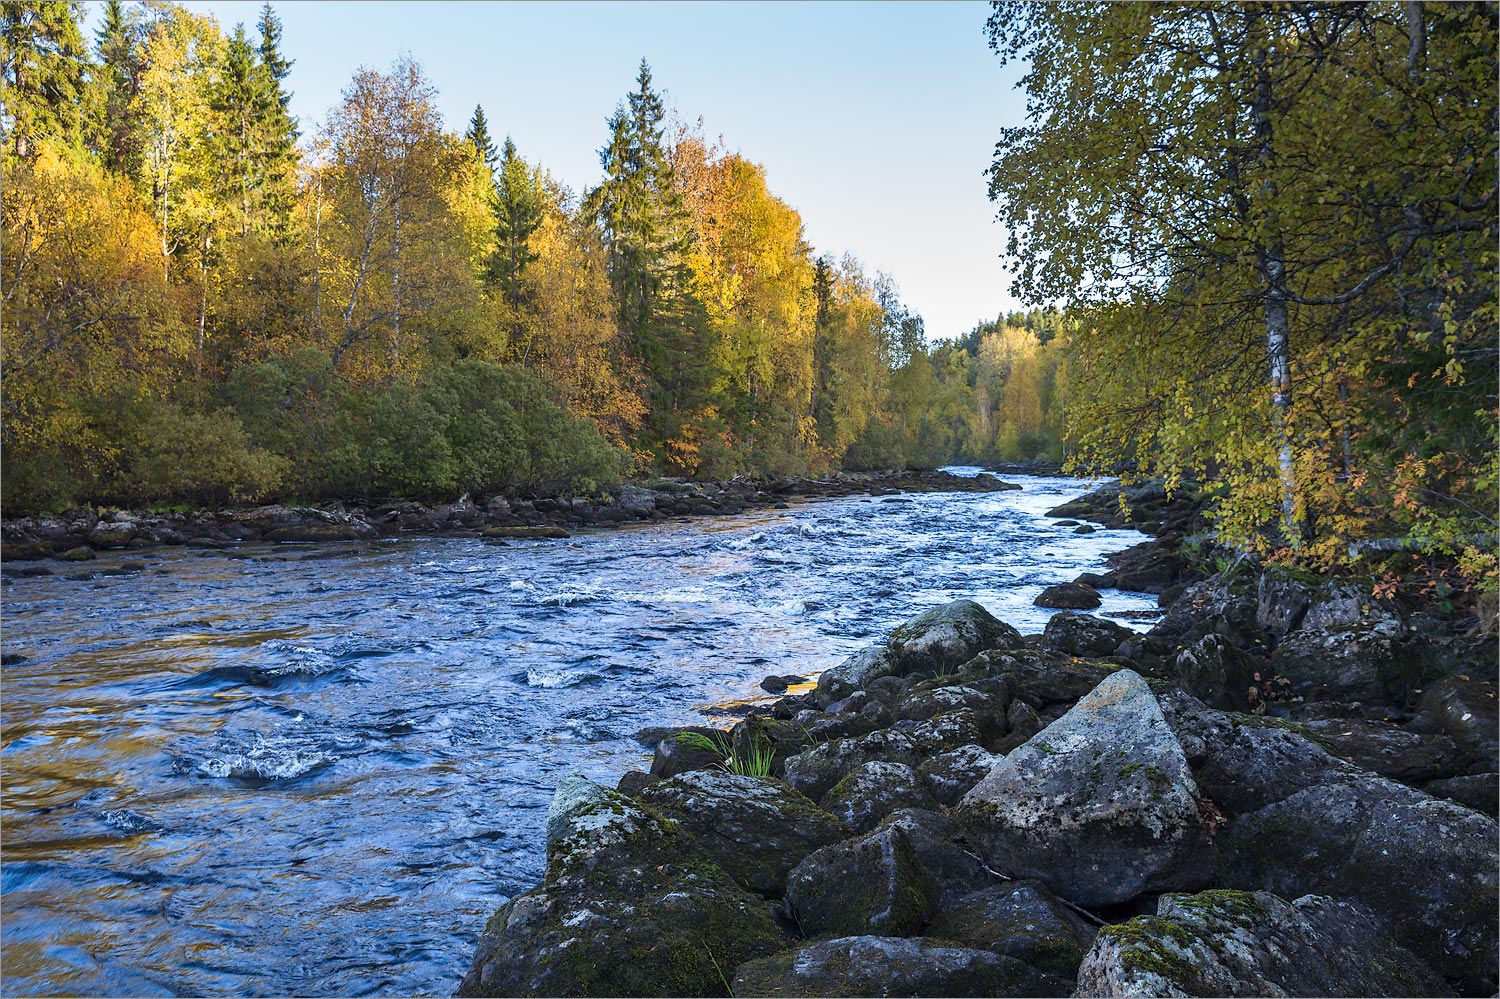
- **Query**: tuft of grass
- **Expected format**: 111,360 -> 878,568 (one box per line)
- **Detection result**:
674,731 -> 775,778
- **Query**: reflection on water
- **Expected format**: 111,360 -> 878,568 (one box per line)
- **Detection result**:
0,473 -> 1157,997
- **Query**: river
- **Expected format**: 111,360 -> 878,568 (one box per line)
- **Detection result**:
0,472 -> 1158,997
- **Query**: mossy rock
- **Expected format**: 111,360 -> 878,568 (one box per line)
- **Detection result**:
785,825 -> 937,938
887,599 -> 1023,673
59,546 -> 96,561
927,881 -> 1096,981
460,776 -> 786,997
1075,890 -> 1448,998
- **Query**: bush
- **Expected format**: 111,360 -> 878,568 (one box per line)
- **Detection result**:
120,401 -> 288,507
842,416 -> 909,471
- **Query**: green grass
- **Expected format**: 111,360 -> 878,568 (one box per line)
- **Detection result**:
674,731 -> 775,778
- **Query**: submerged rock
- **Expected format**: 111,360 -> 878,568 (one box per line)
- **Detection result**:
956,670 -> 1216,907
1074,889 -> 1447,998
731,935 -> 1070,999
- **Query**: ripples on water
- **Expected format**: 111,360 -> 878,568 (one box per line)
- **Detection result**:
0,472 -> 1158,997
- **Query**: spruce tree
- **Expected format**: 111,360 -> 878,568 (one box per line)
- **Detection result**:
464,104 -> 498,175
1,0 -> 89,156
253,4 -> 298,234
91,0 -> 145,173
587,60 -> 712,429
491,136 -> 542,310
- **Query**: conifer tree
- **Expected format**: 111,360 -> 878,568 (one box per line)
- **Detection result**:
91,0 -> 146,173
464,104 -> 498,175
1,0 -> 89,156
491,136 -> 541,310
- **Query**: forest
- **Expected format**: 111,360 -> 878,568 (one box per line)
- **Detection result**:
2,1 -> 1495,585
1,0 -> 1065,520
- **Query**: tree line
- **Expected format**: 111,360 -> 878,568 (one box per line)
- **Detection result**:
2,1 -> 1067,517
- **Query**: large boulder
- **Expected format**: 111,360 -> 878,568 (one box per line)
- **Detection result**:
886,599 -> 1022,673
1271,614 -> 1426,706
927,881 -> 1097,982
460,777 -> 784,997
874,809 -> 990,904
1169,633 -> 1261,711
814,646 -> 899,708
637,771 -> 844,897
784,825 -> 937,938
1033,583 -> 1102,610
918,745 -> 1001,807
955,670 -> 1216,907
1074,890 -> 1447,998
1218,777 -> 1498,993
1301,717 -> 1461,784
731,936 -> 1069,999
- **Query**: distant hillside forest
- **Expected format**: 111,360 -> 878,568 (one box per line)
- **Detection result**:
1,1 -> 1069,518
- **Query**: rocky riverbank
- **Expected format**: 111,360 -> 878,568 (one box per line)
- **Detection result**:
0,469 -> 1017,566
457,480 -> 1498,998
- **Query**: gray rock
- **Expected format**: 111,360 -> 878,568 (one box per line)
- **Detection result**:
1170,633 -> 1260,711
928,881 -> 1097,981
782,729 -> 917,801
1424,772 -> 1498,817
1074,890 -> 1447,998
1256,573 -> 1317,638
731,935 -> 1070,998
815,646 -> 899,708
1033,582 -> 1102,609
785,824 -> 936,937
1271,617 -> 1423,706
821,760 -> 935,834
875,808 -> 991,903
637,771 -> 844,897
895,684 -> 1000,724
898,708 -> 985,756
886,599 -> 1023,673
956,670 -> 1216,907
918,745 -> 1000,807
1218,776 -> 1498,992
1303,717 -> 1461,783
1417,674 -> 1498,771
993,698 -> 1043,753
461,777 -> 784,998
648,726 -> 727,779
1042,613 -> 1133,658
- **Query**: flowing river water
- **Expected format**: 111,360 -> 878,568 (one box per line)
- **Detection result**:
1,472 -> 1159,998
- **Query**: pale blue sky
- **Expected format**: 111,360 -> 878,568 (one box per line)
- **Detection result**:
116,1 -> 1030,340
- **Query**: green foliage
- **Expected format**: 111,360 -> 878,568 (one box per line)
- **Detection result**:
986,1 -> 1497,579
117,399 -> 288,507
674,730 -> 774,779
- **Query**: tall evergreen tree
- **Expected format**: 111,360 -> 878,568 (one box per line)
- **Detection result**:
211,25 -> 277,236
491,136 -> 541,310
464,104 -> 498,175
91,0 -> 146,173
1,0 -> 89,156
252,3 -> 297,233
586,59 -> 713,434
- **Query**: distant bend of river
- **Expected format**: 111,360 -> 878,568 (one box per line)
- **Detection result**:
0,471 -> 1159,998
